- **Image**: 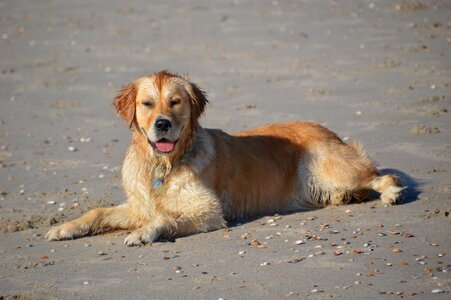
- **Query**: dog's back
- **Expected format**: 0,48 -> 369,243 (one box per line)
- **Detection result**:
204,122 -> 400,219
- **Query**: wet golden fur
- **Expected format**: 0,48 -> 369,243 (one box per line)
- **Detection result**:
46,71 -> 404,246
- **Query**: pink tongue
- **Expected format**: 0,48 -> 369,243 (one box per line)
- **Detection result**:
155,140 -> 174,153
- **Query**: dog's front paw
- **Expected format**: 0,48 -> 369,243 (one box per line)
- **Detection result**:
45,222 -> 87,241
124,229 -> 158,247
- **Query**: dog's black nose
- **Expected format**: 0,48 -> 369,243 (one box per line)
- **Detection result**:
155,119 -> 172,133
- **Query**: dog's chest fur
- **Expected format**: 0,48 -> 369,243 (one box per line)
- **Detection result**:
122,129 -> 221,220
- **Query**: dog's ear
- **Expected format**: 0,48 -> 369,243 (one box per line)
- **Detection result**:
113,82 -> 137,129
186,82 -> 208,125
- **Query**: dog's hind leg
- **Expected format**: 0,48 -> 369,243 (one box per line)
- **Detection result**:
305,142 -> 404,206
46,204 -> 132,241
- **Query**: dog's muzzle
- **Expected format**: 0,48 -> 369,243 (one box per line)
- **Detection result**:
140,126 -> 178,154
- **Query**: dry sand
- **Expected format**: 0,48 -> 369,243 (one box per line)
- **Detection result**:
0,0 -> 450,299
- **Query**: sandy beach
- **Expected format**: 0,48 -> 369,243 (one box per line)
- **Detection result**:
0,0 -> 450,299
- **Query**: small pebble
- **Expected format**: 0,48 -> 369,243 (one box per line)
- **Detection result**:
431,289 -> 444,294
238,251 -> 246,255
172,266 -> 182,272
68,146 -> 77,152
240,233 -> 250,239
84,243 -> 91,247
83,281 -> 89,285
80,137 -> 91,143
260,262 -> 270,266
437,253 -> 446,257
293,240 -> 304,245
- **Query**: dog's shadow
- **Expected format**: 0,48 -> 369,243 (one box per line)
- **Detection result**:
378,168 -> 421,205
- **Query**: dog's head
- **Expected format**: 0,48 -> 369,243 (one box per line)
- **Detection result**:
113,70 -> 208,158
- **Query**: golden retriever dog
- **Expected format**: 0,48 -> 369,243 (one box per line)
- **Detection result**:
46,70 -> 404,246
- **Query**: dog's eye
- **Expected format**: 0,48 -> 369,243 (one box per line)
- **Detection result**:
170,99 -> 181,107
143,101 -> 154,108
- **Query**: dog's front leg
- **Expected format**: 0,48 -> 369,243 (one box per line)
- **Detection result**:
124,214 -> 176,246
46,204 -> 131,241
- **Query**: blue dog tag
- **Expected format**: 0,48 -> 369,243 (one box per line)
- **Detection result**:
152,178 -> 163,188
